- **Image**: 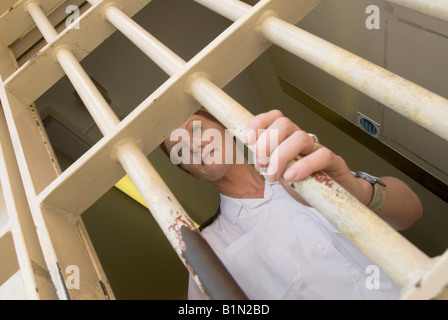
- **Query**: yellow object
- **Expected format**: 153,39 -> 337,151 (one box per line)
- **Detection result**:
115,175 -> 147,207
115,175 -> 200,228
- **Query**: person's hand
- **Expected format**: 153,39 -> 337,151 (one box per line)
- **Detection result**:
244,109 -> 423,230
244,110 -> 367,203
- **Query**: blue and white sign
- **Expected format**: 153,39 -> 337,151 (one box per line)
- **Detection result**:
357,112 -> 381,139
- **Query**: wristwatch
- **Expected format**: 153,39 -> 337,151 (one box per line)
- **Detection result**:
354,171 -> 387,213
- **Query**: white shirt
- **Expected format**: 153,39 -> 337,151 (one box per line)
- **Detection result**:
188,179 -> 400,300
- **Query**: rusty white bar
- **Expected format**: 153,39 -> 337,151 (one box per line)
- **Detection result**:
197,0 -> 448,146
36,0 -> 302,220
98,2 -> 251,139
115,142 -> 247,299
28,0 -> 246,299
188,76 -> 431,289
194,0 -> 448,296
188,76 -> 253,143
26,1 -> 120,135
387,0 -> 448,22
99,4 -> 248,300
103,4 -> 185,76
259,16 -> 448,142
99,4 -> 252,140
96,0 -> 432,289
401,249 -> 448,299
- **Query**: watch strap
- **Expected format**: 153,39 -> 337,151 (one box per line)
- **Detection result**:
368,182 -> 387,213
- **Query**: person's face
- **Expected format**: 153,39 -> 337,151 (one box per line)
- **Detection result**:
163,112 -> 236,182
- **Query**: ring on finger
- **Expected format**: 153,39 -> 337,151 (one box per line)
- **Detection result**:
307,133 -> 320,154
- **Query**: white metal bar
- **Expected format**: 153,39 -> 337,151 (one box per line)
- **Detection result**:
25,1 -> 133,297
55,48 -> 120,134
7,0 -> 443,300
0,4 -> 116,300
387,0 -> 448,22
194,0 -> 252,22
0,41 -> 60,195
194,0 -> 448,297
115,142 -> 247,299
4,0 -> 152,104
0,0 -> 65,46
25,0 -> 441,298
103,5 -> 185,77
26,1 -> 59,42
401,249 -> 448,299
1,75 -> 114,301
37,0 -> 312,218
27,0 -> 247,299
10,0 -> 88,64
188,76 -> 253,143
188,76 -> 431,289
259,16 -> 448,142
114,142 -> 196,270
197,0 -> 448,143
31,0 -> 320,298
0,95 -> 57,299
103,0 -> 432,290
1,79 -> 115,299
195,0 -> 448,23
26,1 -> 120,135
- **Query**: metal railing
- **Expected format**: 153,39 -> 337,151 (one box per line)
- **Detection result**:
0,0 -> 447,299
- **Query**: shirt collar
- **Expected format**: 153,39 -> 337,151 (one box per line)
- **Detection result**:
219,179 -> 277,224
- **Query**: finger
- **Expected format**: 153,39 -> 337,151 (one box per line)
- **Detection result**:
283,147 -> 339,182
265,130 -> 315,181
254,117 -> 301,170
245,109 -> 284,144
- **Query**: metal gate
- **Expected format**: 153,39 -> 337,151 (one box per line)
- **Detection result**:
0,0 -> 447,300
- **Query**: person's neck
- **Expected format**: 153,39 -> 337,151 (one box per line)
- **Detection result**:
212,163 -> 265,199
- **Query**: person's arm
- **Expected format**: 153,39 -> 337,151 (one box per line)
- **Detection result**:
245,109 -> 423,230
366,176 -> 422,230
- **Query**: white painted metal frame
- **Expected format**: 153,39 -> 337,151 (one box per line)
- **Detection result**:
386,0 -> 448,22
0,0 -> 447,299
0,0 -> 151,300
194,0 -> 448,299
0,81 -> 57,299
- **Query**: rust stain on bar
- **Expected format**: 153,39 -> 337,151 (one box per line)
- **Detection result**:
312,171 -> 334,188
162,203 -> 246,299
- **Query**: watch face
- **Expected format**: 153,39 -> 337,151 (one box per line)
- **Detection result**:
359,172 -> 375,184
356,171 -> 386,186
